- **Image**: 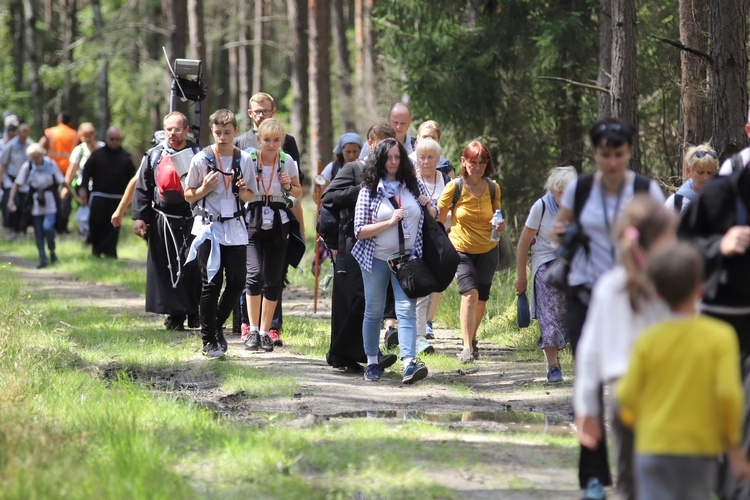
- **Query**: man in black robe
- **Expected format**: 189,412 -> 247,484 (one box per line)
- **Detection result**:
132,112 -> 201,331
320,123 -> 397,371
81,127 -> 136,258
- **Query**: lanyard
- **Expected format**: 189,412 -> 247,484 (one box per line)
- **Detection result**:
258,150 -> 277,205
600,176 -> 625,259
213,146 -> 232,193
394,182 -> 403,208
419,172 -> 438,199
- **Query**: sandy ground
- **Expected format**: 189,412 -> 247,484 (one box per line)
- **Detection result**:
4,250 -> 583,499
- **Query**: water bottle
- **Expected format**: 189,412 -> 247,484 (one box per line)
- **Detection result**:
490,209 -> 504,241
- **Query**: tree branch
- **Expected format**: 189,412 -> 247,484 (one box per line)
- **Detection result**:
538,76 -> 610,94
60,22 -> 172,56
651,35 -> 712,64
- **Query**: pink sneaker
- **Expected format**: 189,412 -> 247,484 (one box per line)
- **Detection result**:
240,323 -> 251,342
268,328 -> 283,347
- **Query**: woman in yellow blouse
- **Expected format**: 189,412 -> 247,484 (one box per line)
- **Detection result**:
437,141 -> 503,363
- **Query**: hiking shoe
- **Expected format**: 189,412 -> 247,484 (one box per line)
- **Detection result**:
581,478 -> 606,500
384,326 -> 399,348
260,334 -> 274,352
344,362 -> 364,373
416,337 -> 435,355
202,343 -> 225,359
472,338 -> 479,360
268,328 -> 283,347
425,321 -> 435,339
364,363 -> 383,381
36,260 -> 48,269
402,360 -> 428,385
377,353 -> 398,370
244,330 -> 260,350
457,348 -> 474,363
50,251 -> 58,264
240,323 -> 251,342
216,328 -> 228,353
547,365 -> 563,384
164,316 -> 185,331
188,315 -> 200,329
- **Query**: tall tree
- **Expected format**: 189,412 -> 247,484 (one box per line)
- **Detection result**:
252,0 -> 263,96
610,0 -> 640,170
354,0 -> 377,127
163,0 -> 188,114
238,1 -> 250,131
286,0 -> 309,154
678,0 -> 710,180
308,0 -> 334,171
10,0 -> 25,92
59,0 -> 77,118
22,0 -> 42,136
710,0 -> 747,159
188,0 -> 209,145
332,0 -> 355,132
91,0 -> 108,134
597,0 -> 612,120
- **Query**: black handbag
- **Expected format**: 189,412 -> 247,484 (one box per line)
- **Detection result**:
420,205 -> 459,292
386,197 -> 440,299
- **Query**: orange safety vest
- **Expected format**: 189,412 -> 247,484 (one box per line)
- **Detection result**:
45,124 -> 77,175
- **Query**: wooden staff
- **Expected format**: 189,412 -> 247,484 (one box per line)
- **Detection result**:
312,159 -> 323,313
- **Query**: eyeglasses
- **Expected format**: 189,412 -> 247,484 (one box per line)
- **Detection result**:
692,150 -> 717,160
251,108 -> 274,117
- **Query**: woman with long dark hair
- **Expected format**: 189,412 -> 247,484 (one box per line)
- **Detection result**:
353,138 -> 436,384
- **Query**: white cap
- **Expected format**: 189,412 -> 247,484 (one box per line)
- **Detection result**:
4,115 -> 19,128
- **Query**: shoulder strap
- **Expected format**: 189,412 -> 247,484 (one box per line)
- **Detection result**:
731,152 -> 746,174
202,146 -> 215,165
538,198 -> 546,231
486,178 -> 496,204
633,173 -> 651,193
441,172 -> 451,185
279,150 -> 286,173
450,177 -> 463,214
573,173 -> 595,222
674,193 -> 683,213
388,196 -> 406,254
148,146 -> 164,170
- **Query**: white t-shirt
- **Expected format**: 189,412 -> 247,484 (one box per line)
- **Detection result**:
186,149 -> 257,246
1,137 -> 33,190
664,192 -> 692,213
525,197 -> 558,273
373,186 -> 421,261
561,171 -> 665,287
69,141 -> 104,183
252,149 -> 299,227
718,148 -> 750,175
15,158 -> 65,216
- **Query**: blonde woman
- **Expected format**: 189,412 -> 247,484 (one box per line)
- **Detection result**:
664,143 -> 718,214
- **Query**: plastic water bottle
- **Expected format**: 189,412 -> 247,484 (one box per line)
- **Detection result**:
490,209 -> 504,241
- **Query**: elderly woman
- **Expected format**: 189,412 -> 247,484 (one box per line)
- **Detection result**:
513,166 -> 577,383
408,120 -> 455,178
7,143 -> 77,268
353,138 -> 435,384
413,138 -> 451,354
437,141 -> 503,363
664,143 -> 718,214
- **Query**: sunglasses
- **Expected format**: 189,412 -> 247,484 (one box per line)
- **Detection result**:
692,150 -> 717,160
597,122 -> 624,134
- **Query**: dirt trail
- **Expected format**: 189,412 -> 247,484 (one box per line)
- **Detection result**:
4,251 -> 581,498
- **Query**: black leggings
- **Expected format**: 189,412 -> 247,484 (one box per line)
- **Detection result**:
246,223 -> 289,301
198,241 -> 246,344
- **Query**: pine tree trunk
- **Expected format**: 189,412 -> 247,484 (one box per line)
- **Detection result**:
287,0 -> 309,155
237,1 -> 250,132
59,0 -> 77,118
91,0 -> 109,136
23,0 -> 42,137
251,0 -> 263,96
354,0 -> 377,128
188,0 -> 209,145
163,0 -> 188,115
711,0 -> 748,159
597,0 -> 612,120
309,0 -> 334,172
332,0 -> 355,132
610,0 -> 640,171
10,0 -> 25,92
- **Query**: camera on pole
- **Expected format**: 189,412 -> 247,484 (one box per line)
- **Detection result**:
163,48 -> 207,145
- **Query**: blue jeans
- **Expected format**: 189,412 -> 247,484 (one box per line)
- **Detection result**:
33,213 -> 56,263
361,258 -> 416,360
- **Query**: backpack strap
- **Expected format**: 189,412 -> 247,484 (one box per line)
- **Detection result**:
633,173 -> 651,193
731,152 -> 746,174
450,177 -> 496,214
573,173 -> 595,222
673,193 -> 683,213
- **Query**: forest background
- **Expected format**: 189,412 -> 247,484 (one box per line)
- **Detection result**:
0,0 -> 747,221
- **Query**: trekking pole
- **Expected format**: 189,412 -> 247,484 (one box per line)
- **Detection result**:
312,159 -> 323,313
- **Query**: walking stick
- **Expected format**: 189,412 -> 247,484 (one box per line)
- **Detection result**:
312,160 -> 323,313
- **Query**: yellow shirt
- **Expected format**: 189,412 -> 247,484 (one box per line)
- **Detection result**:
437,178 -> 501,255
616,315 -> 743,456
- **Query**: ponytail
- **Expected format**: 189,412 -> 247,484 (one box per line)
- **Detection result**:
620,227 -> 653,313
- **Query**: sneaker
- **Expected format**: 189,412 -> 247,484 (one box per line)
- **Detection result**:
364,363 -> 383,381
457,348 -> 474,363
216,328 -> 228,353
50,251 -> 58,264
244,330 -> 260,350
547,365 -> 563,384
425,321 -> 435,339
416,337 -> 435,355
384,326 -> 399,348
581,478 -> 606,500
268,328 -> 283,347
36,261 -> 48,269
164,317 -> 185,331
402,360 -> 428,384
260,334 -> 274,352
202,343 -> 225,359
472,338 -> 479,360
188,315 -> 200,329
377,353 -> 398,370
240,323 -> 251,342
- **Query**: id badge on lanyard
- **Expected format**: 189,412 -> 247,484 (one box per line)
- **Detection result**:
262,206 -> 273,225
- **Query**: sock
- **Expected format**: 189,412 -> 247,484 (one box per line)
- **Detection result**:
260,330 -> 268,337
367,355 -> 379,366
250,325 -> 259,332
402,357 -> 413,369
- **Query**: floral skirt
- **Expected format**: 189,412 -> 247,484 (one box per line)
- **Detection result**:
533,260 -> 567,350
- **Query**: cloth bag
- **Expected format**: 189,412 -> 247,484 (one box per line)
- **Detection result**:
496,230 -> 516,271
516,291 -> 530,328
420,205 -> 459,292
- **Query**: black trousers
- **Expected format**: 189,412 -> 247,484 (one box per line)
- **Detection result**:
197,241 -> 246,345
246,224 -> 289,302
567,286 -> 613,490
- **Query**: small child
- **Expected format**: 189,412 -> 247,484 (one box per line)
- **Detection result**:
617,242 -> 750,499
184,109 -> 257,359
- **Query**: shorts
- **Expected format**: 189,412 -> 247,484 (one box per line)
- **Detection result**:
456,249 -> 498,301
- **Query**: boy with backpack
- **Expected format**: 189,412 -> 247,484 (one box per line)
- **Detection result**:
616,243 -> 750,499
184,109 -> 257,359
